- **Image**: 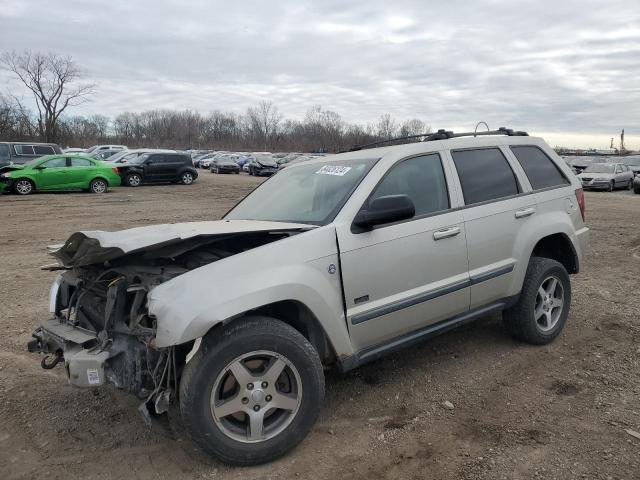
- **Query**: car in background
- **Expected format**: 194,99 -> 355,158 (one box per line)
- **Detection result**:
623,156 -> 640,176
197,152 -> 226,169
108,149 -> 178,165
211,155 -> 241,174
0,154 -> 120,195
118,152 -> 197,187
89,149 -> 122,161
85,145 -> 127,154
567,156 -> 607,173
577,162 -> 634,191
235,154 -> 253,168
63,147 -> 85,153
278,155 -> 314,170
247,154 -> 278,176
0,142 -> 63,167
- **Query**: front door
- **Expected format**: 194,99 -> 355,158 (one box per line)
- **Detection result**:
36,157 -> 69,189
336,153 -> 470,351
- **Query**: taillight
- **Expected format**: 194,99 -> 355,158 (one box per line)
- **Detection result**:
112,167 -> 120,174
575,188 -> 586,221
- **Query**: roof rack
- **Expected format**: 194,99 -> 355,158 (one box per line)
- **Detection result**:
346,127 -> 529,152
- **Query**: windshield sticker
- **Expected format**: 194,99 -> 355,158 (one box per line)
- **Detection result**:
316,165 -> 352,176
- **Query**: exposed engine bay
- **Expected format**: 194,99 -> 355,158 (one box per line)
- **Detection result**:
28,228 -> 305,417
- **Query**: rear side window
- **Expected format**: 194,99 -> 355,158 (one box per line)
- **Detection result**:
370,153 -> 450,217
33,145 -> 55,155
510,146 -> 569,190
14,145 -> 35,155
71,158 -> 92,167
452,148 -> 520,205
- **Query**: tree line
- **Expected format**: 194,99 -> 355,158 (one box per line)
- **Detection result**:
1,51 -> 431,152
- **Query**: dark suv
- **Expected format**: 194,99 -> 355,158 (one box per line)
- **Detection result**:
0,142 -> 63,167
119,152 -> 198,187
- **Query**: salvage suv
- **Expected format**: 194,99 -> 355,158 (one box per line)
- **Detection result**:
28,128 -> 589,465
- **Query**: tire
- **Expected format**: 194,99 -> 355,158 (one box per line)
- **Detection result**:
89,178 -> 108,194
179,316 -> 324,466
628,179 -> 634,190
125,173 -> 142,187
503,257 -> 571,345
634,182 -> 640,194
181,171 -> 195,185
13,178 -> 34,195
608,180 -> 614,192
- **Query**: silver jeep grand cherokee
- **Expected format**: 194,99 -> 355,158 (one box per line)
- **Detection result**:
28,128 -> 589,465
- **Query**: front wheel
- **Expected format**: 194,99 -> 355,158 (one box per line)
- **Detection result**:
181,171 -> 195,185
13,178 -> 34,195
125,173 -> 142,187
89,178 -> 108,194
179,317 -> 324,466
504,257 -> 571,345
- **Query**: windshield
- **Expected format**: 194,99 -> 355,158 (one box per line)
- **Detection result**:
254,155 -> 277,167
623,157 -> 640,166
225,158 -> 377,225
584,164 -> 614,173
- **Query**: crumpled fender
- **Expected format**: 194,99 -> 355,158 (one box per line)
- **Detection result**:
147,226 -> 353,357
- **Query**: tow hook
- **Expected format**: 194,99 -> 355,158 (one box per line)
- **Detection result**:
41,352 -> 63,370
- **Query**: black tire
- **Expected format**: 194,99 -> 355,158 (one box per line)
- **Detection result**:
180,171 -> 195,185
89,178 -> 108,194
179,317 -> 324,466
125,173 -> 142,187
608,180 -> 614,192
503,257 -> 571,345
13,178 -> 34,195
628,179 -> 634,190
634,182 -> 640,194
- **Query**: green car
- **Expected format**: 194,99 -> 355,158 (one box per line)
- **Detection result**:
0,154 -> 122,195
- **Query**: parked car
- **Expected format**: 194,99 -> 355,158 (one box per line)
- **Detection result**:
118,152 -> 197,187
108,149 -> 178,165
197,153 -> 224,169
89,149 -> 122,160
248,154 -> 278,176
63,147 -> 85,153
622,156 -> 640,176
278,155 -> 313,170
211,156 -> 241,174
27,129 -> 589,465
85,145 -> 127,154
0,154 -> 120,195
0,142 -> 63,167
236,155 -> 253,168
577,162 -> 634,191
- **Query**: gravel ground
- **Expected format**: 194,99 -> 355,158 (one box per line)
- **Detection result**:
1,173 -> 639,480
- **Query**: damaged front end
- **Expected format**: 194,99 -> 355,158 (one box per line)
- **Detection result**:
27,221 -> 311,417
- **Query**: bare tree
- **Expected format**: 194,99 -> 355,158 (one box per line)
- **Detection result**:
376,113 -> 397,139
246,101 -> 282,150
1,51 -> 95,143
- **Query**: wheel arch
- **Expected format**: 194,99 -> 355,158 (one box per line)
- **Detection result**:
530,232 -> 579,274
90,175 -> 111,186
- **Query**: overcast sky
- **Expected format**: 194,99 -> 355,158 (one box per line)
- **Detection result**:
1,0 -> 639,148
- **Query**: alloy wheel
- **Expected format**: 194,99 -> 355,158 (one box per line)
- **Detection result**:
15,179 -> 33,195
210,350 -> 302,443
182,172 -> 194,184
91,180 -> 107,193
534,275 -> 564,332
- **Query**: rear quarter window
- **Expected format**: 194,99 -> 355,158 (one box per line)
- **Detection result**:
33,145 -> 55,155
14,145 -> 35,155
510,146 -> 569,190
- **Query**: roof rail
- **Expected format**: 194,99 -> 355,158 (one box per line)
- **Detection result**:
346,127 -> 529,152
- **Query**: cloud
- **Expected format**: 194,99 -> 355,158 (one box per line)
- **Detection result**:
0,0 -> 639,148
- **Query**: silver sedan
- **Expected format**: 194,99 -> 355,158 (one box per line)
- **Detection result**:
577,163 -> 634,191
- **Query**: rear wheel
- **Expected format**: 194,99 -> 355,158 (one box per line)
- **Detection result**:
179,317 -> 324,466
181,171 -> 195,185
89,178 -> 108,194
13,178 -> 34,195
125,173 -> 142,187
504,257 -> 571,345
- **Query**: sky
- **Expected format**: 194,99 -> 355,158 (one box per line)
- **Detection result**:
1,0 -> 639,149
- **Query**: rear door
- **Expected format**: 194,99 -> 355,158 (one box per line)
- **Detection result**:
67,157 -> 96,187
336,153 -> 470,351
449,147 -> 536,309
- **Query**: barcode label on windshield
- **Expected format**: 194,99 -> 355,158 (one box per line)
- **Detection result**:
316,165 -> 351,176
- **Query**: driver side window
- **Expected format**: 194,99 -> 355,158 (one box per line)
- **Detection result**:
42,158 -> 67,168
369,153 -> 450,217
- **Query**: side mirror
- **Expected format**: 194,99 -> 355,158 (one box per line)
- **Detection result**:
34,165 -> 45,170
353,194 -> 415,230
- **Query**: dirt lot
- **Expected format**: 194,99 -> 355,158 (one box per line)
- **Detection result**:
1,173 -> 639,480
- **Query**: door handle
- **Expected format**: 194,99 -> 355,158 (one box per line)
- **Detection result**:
433,226 -> 461,240
515,207 -> 535,219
